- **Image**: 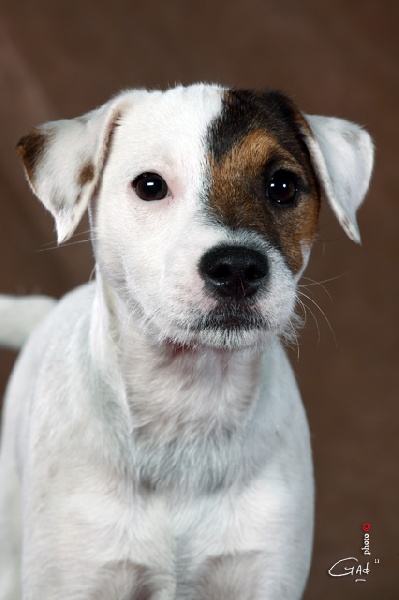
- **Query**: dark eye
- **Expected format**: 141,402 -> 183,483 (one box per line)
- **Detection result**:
132,172 -> 169,201
266,170 -> 298,205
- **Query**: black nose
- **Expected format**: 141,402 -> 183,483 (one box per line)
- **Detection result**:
199,245 -> 268,301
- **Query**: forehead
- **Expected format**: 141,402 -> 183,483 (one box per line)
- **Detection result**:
117,85 -> 308,154
114,86 -> 312,185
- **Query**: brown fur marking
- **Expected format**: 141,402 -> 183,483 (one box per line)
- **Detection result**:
16,130 -> 47,182
78,162 -> 95,187
207,129 -> 320,274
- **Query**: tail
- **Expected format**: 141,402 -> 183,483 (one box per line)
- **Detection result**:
0,295 -> 57,349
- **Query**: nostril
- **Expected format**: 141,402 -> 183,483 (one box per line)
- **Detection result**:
199,245 -> 269,300
245,264 -> 266,282
208,263 -> 232,282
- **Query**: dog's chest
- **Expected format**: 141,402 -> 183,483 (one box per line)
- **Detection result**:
112,477 -> 275,595
119,345 -> 263,494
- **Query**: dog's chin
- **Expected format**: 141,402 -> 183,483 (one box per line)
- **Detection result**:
181,327 -> 269,351
161,310 -> 283,352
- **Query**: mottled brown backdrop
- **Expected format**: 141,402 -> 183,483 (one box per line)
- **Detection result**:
0,0 -> 398,597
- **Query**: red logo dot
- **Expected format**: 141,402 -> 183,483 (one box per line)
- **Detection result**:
362,522 -> 371,532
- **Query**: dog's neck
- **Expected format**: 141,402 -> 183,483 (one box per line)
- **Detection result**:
89,276 -> 265,433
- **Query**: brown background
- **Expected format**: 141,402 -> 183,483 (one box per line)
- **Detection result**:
0,0 -> 398,597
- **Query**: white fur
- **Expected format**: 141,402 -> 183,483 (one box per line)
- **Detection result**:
0,296 -> 56,349
304,115 -> 374,242
0,84 -> 373,599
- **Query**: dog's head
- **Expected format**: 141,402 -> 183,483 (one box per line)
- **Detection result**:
17,84 -> 374,350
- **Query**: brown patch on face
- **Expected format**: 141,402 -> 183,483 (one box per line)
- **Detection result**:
207,90 -> 322,273
78,161 -> 95,187
16,129 -> 47,183
207,131 -> 320,273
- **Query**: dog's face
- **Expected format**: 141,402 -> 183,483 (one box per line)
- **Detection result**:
17,85 -> 373,350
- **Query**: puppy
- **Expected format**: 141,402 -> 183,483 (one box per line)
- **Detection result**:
0,84 -> 373,599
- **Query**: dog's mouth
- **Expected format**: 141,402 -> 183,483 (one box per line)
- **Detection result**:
172,303 -> 272,351
191,303 -> 268,332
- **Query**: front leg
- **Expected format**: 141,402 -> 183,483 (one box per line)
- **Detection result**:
189,547 -> 310,600
21,470 -> 177,600
184,469 -> 313,600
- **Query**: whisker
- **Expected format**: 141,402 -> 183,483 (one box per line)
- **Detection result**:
297,290 -> 337,347
296,294 -> 321,346
299,272 -> 350,304
39,229 -> 94,247
37,238 -> 93,252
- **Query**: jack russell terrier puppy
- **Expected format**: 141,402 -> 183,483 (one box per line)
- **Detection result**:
0,84 -> 373,599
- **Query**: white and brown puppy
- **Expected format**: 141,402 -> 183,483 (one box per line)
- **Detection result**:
0,84 -> 373,600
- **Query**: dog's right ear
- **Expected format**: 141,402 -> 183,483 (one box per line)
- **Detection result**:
17,95 -> 126,243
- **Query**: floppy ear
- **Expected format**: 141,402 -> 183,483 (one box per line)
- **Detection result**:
17,96 -> 125,243
302,114 -> 374,243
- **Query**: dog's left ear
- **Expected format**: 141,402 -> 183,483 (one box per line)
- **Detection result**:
302,115 -> 374,243
17,96 -> 126,243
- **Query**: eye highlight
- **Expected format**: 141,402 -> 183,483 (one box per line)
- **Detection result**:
266,170 -> 298,205
132,172 -> 169,201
